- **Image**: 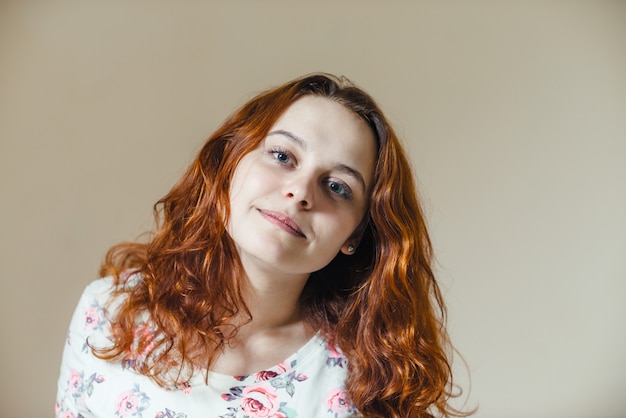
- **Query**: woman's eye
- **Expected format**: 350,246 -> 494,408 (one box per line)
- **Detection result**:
275,152 -> 289,163
270,150 -> 293,165
327,181 -> 352,199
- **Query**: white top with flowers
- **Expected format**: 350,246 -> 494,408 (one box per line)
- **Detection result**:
56,276 -> 358,418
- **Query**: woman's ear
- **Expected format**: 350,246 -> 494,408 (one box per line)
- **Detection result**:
343,214 -> 369,255
341,243 -> 356,255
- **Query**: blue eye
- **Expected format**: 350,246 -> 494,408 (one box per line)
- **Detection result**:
327,181 -> 352,199
270,149 -> 293,165
275,152 -> 290,163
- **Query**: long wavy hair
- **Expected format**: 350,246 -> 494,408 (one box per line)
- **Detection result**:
97,73 -> 467,417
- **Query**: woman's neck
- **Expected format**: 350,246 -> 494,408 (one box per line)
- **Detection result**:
236,269 -> 309,334
209,269 -> 314,375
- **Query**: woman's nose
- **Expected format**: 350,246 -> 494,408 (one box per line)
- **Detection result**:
283,175 -> 315,209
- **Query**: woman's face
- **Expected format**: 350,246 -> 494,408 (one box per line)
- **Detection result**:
228,95 -> 377,279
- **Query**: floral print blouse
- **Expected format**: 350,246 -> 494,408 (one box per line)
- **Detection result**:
56,276 -> 358,418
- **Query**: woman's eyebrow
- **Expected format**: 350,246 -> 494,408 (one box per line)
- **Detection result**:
268,129 -> 306,150
268,129 -> 367,193
336,164 -> 367,194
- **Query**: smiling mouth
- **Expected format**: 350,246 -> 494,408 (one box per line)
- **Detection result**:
257,209 -> 306,238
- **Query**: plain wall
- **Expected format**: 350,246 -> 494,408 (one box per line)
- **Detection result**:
1,1 -> 625,417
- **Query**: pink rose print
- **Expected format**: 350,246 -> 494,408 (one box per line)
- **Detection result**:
122,324 -> 157,372
240,385 -> 286,418
255,370 -> 279,381
84,307 -> 101,330
255,362 -> 289,382
133,324 -> 156,356
114,384 -> 150,417
327,344 -> 342,359
58,413 -> 75,418
68,370 -> 82,394
325,342 -> 348,368
176,381 -> 192,394
325,387 -> 353,414
115,392 -> 139,416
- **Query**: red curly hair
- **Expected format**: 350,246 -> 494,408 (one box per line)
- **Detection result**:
96,73 -> 468,417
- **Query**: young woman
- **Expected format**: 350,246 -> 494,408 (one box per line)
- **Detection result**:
56,73 -> 467,417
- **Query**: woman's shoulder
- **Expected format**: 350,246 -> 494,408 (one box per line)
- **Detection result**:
71,272 -> 143,338
79,271 -> 141,304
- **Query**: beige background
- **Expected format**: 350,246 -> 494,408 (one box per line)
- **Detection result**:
1,1 -> 625,417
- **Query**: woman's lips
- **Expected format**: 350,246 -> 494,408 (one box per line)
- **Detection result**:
257,209 -> 306,238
